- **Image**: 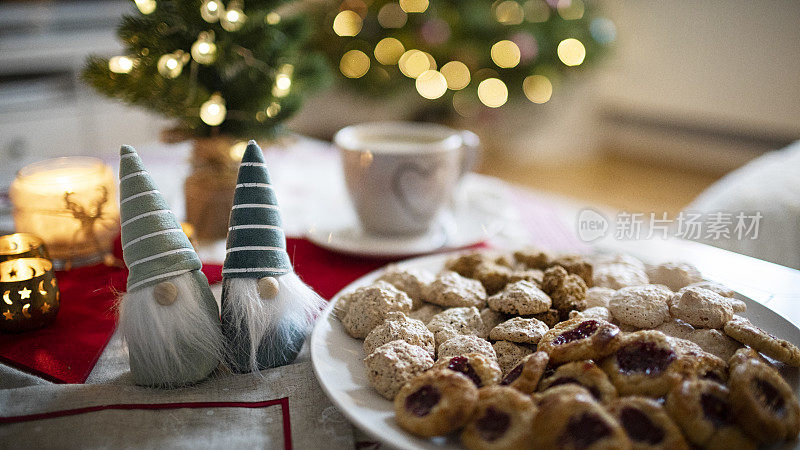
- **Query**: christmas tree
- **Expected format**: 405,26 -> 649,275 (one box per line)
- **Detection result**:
84,0 -> 330,139
311,0 -> 615,116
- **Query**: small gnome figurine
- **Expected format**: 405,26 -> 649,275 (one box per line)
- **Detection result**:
221,141 -> 325,373
117,145 -> 223,387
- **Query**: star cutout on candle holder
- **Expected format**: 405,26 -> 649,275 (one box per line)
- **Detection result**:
2,311 -> 13,320
41,302 -> 51,314
8,269 -> 17,279
19,287 -> 32,299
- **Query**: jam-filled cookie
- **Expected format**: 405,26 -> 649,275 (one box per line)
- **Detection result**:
531,385 -> 632,449
500,351 -> 549,394
729,357 -> 800,443
600,330 -> 692,397
431,353 -> 502,388
394,370 -> 478,437
537,318 -> 622,364
607,397 -> 688,450
664,378 -> 755,448
724,315 -> 800,367
460,386 -> 536,450
539,360 -> 618,403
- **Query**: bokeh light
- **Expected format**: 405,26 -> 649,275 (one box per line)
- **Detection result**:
399,50 -> 431,78
333,10 -> 363,36
266,102 -> 281,118
108,56 -> 134,74
157,52 -> 184,78
200,0 -> 220,22
557,0 -> 584,20
590,17 -> 617,44
491,40 -> 521,68
557,38 -> 586,66
200,93 -> 226,126
415,70 -> 448,99
440,61 -> 471,90
477,78 -> 508,107
523,0 -> 550,22
340,50 -> 370,78
374,38 -> 405,65
377,3 -> 407,28
494,0 -> 524,25
134,0 -> 156,15
399,0 -> 429,13
265,12 -> 281,25
191,32 -> 217,65
523,75 -> 552,103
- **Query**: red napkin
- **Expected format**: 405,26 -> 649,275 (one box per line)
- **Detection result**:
0,237 -> 403,384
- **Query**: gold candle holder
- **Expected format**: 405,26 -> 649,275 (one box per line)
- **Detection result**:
9,157 -> 120,269
0,257 -> 60,333
0,233 -> 50,263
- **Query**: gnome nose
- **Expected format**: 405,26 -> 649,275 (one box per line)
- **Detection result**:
258,276 -> 280,299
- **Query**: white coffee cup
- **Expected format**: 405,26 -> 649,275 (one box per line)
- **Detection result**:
335,122 -> 479,236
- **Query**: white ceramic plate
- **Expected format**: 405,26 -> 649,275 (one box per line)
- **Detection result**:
309,252 -> 800,450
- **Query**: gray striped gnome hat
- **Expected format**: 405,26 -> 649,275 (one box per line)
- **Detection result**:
223,141 -> 292,279
119,146 -> 201,291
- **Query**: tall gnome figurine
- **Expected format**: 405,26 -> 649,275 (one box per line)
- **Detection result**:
222,141 -> 325,372
118,145 -> 223,387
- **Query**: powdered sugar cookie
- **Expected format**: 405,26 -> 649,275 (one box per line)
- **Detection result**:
513,247 -> 552,270
479,308 -> 503,338
678,284 -> 746,313
685,328 -> 742,361
427,306 -> 484,347
608,285 -> 672,329
585,286 -> 616,309
364,340 -> 434,400
570,306 -> 614,323
508,268 -> 544,286
593,254 -> 649,289
377,266 -> 434,309
654,319 -> 695,340
493,340 -> 533,375
487,280 -> 552,315
363,312 -> 435,358
488,317 -> 549,344
551,253 -> 594,286
438,335 -> 497,362
724,315 -> 800,366
646,261 -> 703,291
472,261 -> 515,295
407,303 -> 443,325
542,265 -> 587,318
669,288 -> 733,329
431,353 -> 502,388
341,281 -> 413,339
425,271 -> 487,309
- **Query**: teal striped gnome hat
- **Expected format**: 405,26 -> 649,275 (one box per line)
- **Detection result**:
118,145 -> 222,388
221,141 -> 325,373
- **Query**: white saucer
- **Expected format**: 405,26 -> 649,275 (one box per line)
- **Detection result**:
306,207 -> 503,258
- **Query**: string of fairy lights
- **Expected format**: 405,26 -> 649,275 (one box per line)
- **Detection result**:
330,0 -> 615,112
105,0 -> 289,128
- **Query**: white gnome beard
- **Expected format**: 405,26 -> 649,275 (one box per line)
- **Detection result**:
224,272 -> 326,372
118,271 -> 222,387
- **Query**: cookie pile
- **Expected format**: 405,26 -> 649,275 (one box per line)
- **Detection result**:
335,249 -> 800,449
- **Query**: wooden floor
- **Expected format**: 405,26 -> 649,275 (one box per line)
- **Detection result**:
477,150 -> 723,217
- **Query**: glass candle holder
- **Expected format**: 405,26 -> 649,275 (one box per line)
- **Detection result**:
0,257 -> 60,333
9,157 -> 120,268
0,233 -> 50,263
